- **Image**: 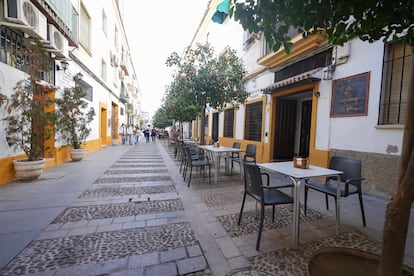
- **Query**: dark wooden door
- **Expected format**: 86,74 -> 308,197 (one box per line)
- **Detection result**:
212,112 -> 219,142
299,100 -> 312,157
273,98 -> 297,160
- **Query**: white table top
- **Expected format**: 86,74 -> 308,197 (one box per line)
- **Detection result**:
258,161 -> 343,179
198,145 -> 243,153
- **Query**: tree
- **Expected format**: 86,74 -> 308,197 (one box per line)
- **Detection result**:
229,0 -> 413,274
166,42 -> 248,144
0,38 -> 55,161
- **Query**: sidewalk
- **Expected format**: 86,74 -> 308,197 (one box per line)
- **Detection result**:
0,140 -> 412,275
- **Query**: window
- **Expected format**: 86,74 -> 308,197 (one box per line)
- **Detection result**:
223,108 -> 234,138
101,59 -> 107,81
102,9 -> 107,36
0,27 -> 54,83
244,101 -> 263,141
79,4 -> 91,52
77,79 -> 93,102
379,40 -> 412,125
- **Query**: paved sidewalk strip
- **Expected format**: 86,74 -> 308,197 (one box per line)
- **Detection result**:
0,141 -> 412,276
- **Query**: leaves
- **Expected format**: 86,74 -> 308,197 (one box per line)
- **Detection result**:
231,0 -> 414,52
55,87 -> 96,149
0,38 -> 55,161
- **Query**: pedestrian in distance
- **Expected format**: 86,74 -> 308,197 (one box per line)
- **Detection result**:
119,123 -> 127,144
151,127 -> 157,142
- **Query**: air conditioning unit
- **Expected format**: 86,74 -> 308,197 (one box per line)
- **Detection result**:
46,24 -> 69,59
4,0 -> 47,40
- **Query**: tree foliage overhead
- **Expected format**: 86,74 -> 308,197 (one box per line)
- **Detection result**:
165,42 -> 248,111
231,0 -> 414,52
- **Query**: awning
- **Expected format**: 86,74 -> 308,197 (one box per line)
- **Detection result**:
211,0 -> 230,24
262,68 -> 323,94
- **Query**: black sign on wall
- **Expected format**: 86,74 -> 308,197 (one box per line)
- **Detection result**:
331,71 -> 370,117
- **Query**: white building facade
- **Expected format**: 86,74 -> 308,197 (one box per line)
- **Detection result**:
0,0 -> 141,184
189,0 -> 410,198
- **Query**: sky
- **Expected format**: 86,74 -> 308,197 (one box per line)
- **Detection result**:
123,1 -> 210,119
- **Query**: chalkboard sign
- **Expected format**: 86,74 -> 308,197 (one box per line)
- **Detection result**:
331,72 -> 370,117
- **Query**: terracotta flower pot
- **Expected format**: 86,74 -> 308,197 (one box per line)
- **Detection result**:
70,148 -> 86,162
308,247 -> 414,276
13,159 -> 45,181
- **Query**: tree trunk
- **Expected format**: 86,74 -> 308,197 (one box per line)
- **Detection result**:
379,42 -> 414,275
199,106 -> 206,145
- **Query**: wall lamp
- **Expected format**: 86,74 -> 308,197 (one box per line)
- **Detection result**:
73,72 -> 83,81
56,60 -> 69,72
323,64 -> 336,80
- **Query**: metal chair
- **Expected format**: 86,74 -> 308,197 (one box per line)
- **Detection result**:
304,156 -> 366,226
219,142 -> 241,174
183,146 -> 211,187
238,162 -> 293,250
232,143 -> 257,178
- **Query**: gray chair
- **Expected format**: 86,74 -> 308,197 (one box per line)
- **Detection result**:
232,143 -> 257,177
304,156 -> 366,226
183,146 -> 211,187
219,142 -> 241,174
238,162 -> 293,250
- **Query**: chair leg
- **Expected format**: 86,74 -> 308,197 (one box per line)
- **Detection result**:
187,166 -> 192,187
325,194 -> 330,210
208,165 -> 211,184
238,193 -> 247,225
272,205 -> 275,222
256,204 -> 265,251
304,186 -> 308,216
358,192 -> 367,227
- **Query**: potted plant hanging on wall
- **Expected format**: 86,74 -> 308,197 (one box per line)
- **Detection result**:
0,38 -> 56,181
55,86 -> 95,162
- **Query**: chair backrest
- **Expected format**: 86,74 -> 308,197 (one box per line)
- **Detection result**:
231,142 -> 241,157
232,142 -> 241,149
329,156 -> 362,185
209,139 -> 215,145
244,144 -> 256,162
242,162 -> 263,201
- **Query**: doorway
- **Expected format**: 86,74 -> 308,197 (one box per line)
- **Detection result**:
212,112 -> 219,142
272,91 -> 312,160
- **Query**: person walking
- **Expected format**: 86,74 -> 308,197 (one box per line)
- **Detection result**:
127,124 -> 134,145
119,123 -> 127,144
134,124 -> 140,144
151,127 -> 157,142
144,125 -> 150,143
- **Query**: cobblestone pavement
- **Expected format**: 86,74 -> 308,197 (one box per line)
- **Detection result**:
0,140 -> 412,276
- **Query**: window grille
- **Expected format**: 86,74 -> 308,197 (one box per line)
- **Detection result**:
379,40 -> 412,125
244,101 -> 263,141
223,108 -> 234,138
79,4 -> 91,52
0,27 -> 54,83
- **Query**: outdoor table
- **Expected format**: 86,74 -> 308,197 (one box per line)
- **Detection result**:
198,145 -> 243,184
257,161 -> 343,250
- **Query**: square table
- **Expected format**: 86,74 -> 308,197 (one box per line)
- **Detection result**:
257,161 -> 343,249
198,145 -> 243,184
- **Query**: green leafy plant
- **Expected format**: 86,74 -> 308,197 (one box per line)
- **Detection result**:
55,86 -> 95,149
165,42 -> 247,144
0,38 -> 55,161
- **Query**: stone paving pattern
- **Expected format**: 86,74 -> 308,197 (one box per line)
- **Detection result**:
0,140 -> 412,276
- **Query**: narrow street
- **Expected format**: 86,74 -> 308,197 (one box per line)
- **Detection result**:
0,140 -> 412,275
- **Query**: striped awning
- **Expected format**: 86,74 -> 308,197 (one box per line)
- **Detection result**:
262,68 -> 323,94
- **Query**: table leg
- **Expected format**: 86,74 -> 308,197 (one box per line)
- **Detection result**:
214,153 -> 219,184
335,175 -> 341,235
290,177 -> 300,250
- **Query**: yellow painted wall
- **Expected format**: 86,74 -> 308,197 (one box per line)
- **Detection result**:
0,137 -> 110,185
